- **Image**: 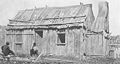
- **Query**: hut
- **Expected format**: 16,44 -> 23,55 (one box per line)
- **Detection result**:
6,2 -> 109,58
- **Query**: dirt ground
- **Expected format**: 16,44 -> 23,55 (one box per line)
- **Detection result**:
0,56 -> 120,64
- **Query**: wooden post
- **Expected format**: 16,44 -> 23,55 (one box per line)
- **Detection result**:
5,29 -> 6,44
34,29 -> 37,44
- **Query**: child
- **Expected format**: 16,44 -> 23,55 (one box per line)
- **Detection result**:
30,43 -> 38,60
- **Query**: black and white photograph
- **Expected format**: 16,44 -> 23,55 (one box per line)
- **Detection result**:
0,0 -> 120,64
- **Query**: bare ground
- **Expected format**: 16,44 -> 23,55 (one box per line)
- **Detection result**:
0,56 -> 120,64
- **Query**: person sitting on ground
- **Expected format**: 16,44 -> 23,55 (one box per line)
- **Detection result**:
30,43 -> 38,58
83,53 -> 87,56
1,42 -> 15,56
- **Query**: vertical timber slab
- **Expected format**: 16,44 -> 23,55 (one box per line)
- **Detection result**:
67,29 -> 74,56
23,30 -> 27,54
46,30 -> 50,55
73,29 -> 81,57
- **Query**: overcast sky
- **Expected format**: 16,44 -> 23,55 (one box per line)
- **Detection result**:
0,0 -> 120,36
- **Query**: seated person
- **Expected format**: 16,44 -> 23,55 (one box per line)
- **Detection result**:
30,43 -> 38,58
1,42 -> 15,56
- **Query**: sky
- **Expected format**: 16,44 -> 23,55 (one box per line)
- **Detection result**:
0,0 -> 120,36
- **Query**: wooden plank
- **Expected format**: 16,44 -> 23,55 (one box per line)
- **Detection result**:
8,21 -> 84,26
43,15 -> 86,20
46,30 -> 50,55
67,29 -> 74,56
109,44 -> 120,46
73,29 -> 81,57
6,34 -> 33,35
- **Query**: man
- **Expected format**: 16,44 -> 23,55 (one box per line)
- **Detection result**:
1,42 -> 15,56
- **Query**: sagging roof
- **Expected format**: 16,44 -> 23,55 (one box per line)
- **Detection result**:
9,3 -> 94,25
14,5 -> 86,21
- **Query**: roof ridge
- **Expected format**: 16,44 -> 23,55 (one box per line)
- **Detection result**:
19,4 -> 92,11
